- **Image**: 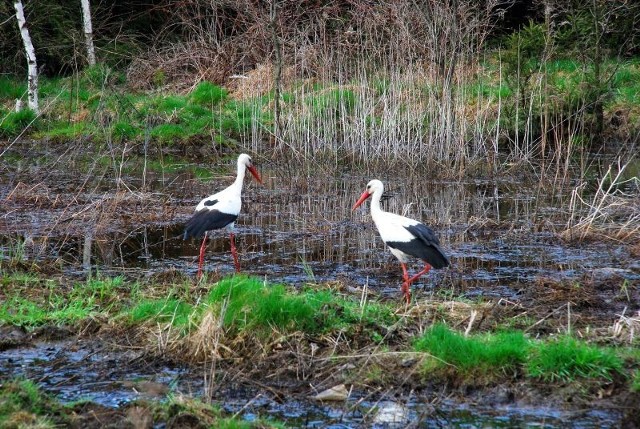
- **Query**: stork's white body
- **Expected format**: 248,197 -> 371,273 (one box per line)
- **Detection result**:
353,179 -> 449,302
370,209 -> 422,264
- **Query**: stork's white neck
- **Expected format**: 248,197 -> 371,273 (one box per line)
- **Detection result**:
231,160 -> 247,193
370,186 -> 384,217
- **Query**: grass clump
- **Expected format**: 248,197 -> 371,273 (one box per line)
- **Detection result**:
527,336 -> 624,382
191,81 -> 228,106
126,275 -> 398,340
413,324 -> 625,384
206,276 -> 318,334
0,379 -> 59,429
205,276 -> 397,337
308,88 -> 357,117
37,122 -> 86,142
129,298 -> 194,331
156,395 -> 285,429
0,77 -> 25,100
0,109 -> 37,137
414,324 -> 528,377
0,295 -> 95,328
0,275 -> 130,328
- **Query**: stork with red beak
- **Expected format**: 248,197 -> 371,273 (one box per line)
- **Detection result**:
184,153 -> 262,278
353,179 -> 449,303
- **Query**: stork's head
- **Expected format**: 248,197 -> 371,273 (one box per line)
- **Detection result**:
352,179 -> 384,210
238,153 -> 262,184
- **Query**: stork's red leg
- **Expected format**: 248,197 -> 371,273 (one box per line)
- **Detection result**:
401,263 -> 410,283
230,232 -> 240,273
400,263 -> 411,303
406,263 -> 432,285
197,232 -> 208,279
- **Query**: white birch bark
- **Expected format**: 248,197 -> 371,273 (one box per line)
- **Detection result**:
14,0 -> 39,114
80,0 -> 96,66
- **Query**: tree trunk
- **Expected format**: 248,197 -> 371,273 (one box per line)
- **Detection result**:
14,0 -> 39,114
81,0 -> 96,66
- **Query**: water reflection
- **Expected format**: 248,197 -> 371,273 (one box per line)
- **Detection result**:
2,165 -> 637,298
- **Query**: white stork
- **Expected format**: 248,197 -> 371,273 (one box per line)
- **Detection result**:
353,179 -> 449,303
183,153 -> 262,278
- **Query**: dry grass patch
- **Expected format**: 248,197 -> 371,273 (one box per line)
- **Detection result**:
562,160 -> 640,243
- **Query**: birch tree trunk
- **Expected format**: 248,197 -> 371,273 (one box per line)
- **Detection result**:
80,0 -> 96,65
14,0 -> 39,114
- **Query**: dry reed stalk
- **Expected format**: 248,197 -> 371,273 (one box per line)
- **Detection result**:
610,307 -> 640,344
187,309 -> 231,360
562,159 -> 640,242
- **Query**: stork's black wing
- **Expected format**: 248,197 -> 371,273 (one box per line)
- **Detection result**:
183,209 -> 238,239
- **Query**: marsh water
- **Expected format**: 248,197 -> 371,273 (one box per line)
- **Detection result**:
1,152 -> 639,427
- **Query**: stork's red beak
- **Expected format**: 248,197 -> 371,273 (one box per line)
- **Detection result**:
248,165 -> 262,184
352,190 -> 371,210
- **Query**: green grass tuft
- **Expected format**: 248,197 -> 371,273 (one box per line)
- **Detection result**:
414,325 -> 625,383
0,108 -> 37,137
129,298 -> 194,330
414,324 -> 528,375
309,88 -> 357,117
123,276 -> 398,339
0,77 -> 26,99
206,276 -> 320,334
0,379 -> 58,428
191,81 -> 228,106
38,122 -> 87,141
150,123 -> 188,143
111,120 -> 138,140
527,336 -> 624,382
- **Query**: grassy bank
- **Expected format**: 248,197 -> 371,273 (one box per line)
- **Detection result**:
2,55 -> 639,174
1,272 -> 639,392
